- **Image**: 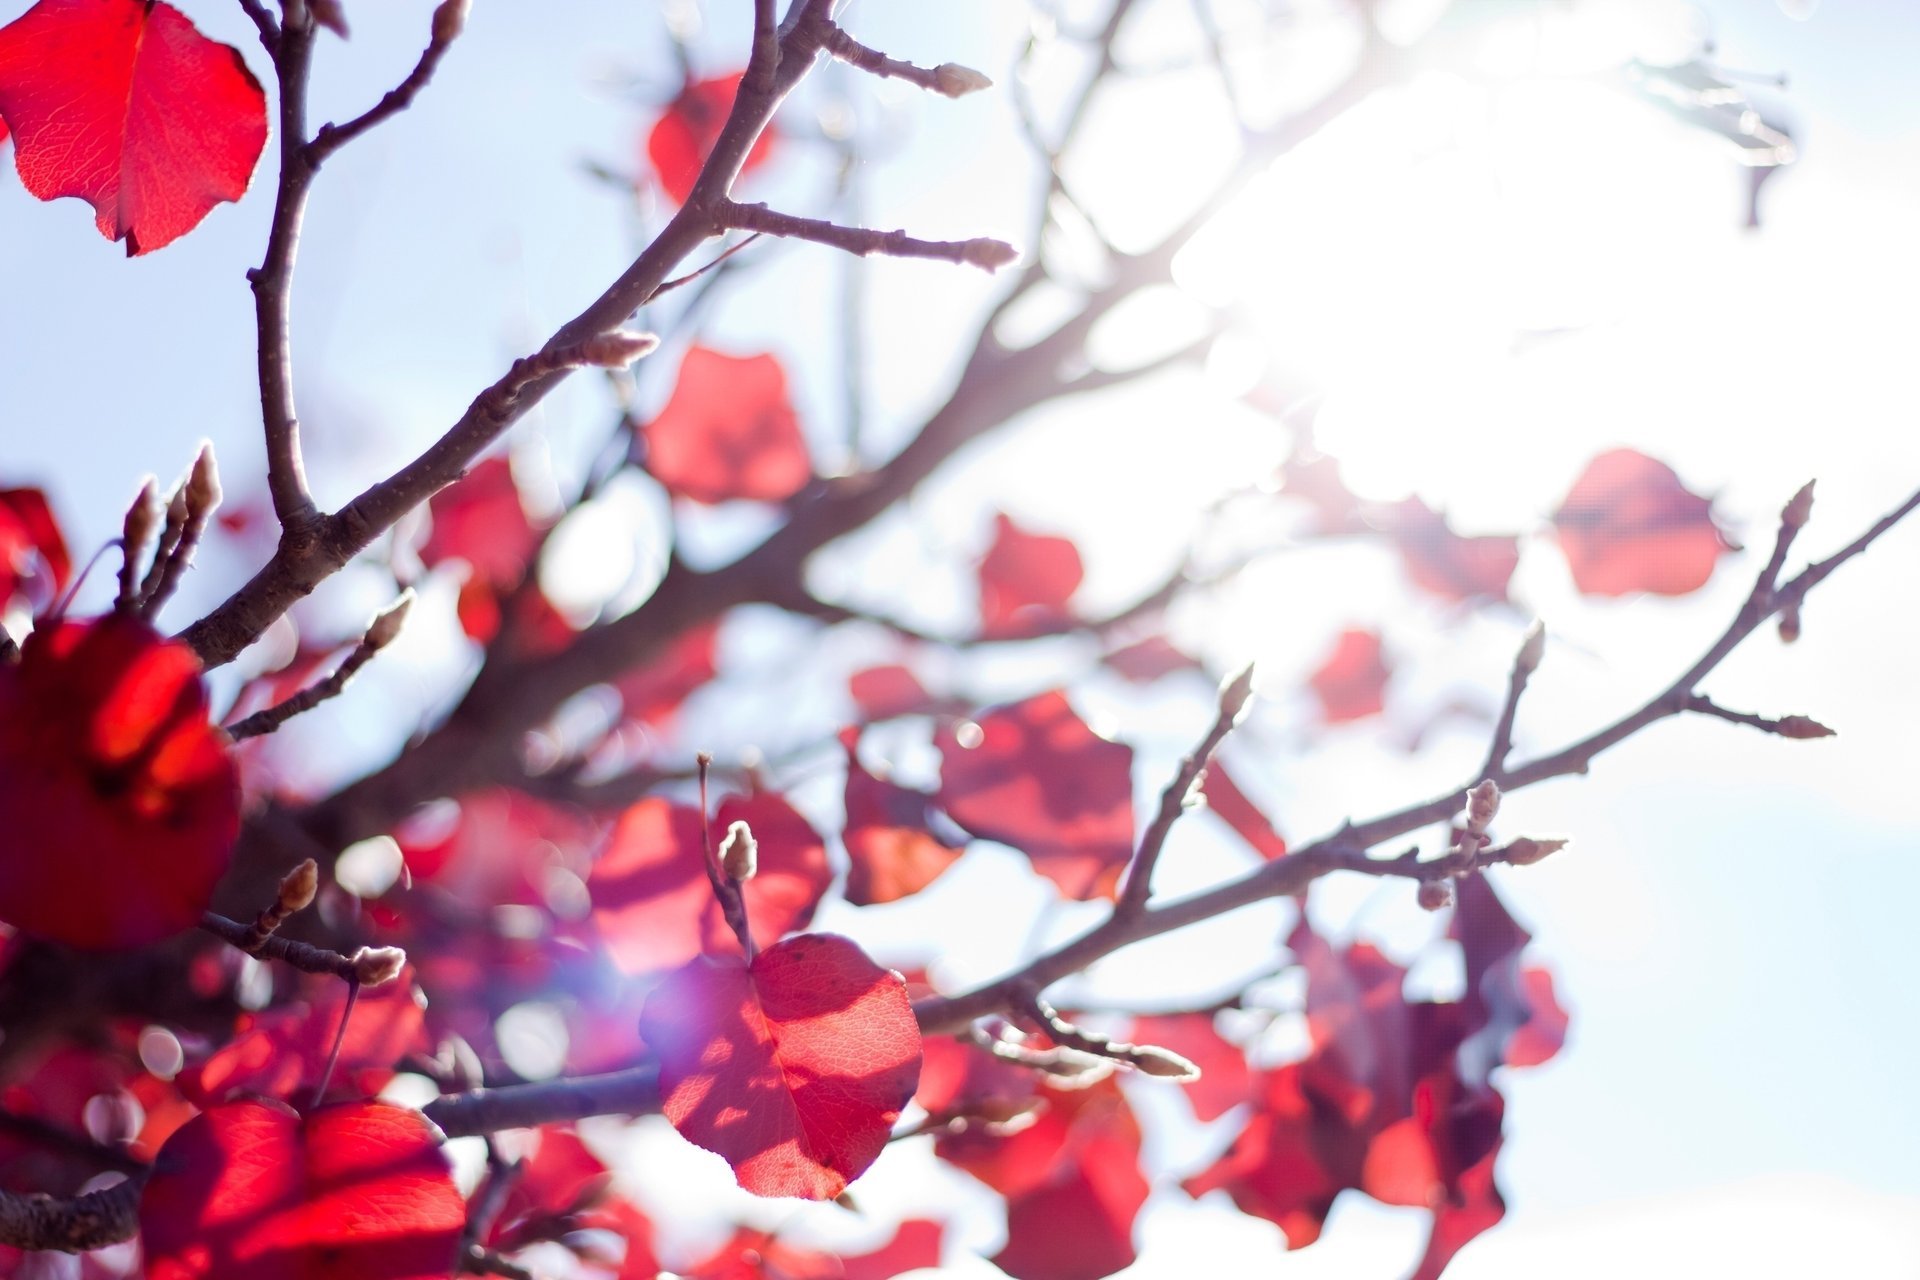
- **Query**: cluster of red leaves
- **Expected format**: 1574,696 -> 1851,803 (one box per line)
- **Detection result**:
1187,876 -> 1566,1278
645,73 -> 778,205
0,0 -> 266,253
0,615 -> 238,949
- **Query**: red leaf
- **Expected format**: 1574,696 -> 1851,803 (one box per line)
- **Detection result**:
0,0 -> 267,253
644,348 -> 812,504
936,692 -> 1135,900
638,933 -> 922,1199
0,486 -> 71,609
849,664 -> 937,720
420,456 -> 539,587
1183,1063 -> 1347,1248
1408,1143 -> 1505,1280
682,1229 -> 840,1280
978,513 -> 1083,639
614,620 -> 721,727
1198,761 -> 1288,861
589,793 -> 831,974
842,1219 -> 944,1280
843,737 -> 964,906
140,1100 -> 466,1280
486,1128 -> 614,1253
914,1033 -> 1039,1124
0,615 -> 238,948
1102,636 -> 1202,683
1308,628 -> 1389,723
1505,967 -> 1569,1068
1128,1012 -> 1252,1122
646,73 -> 777,205
180,972 -> 428,1108
1552,448 -> 1734,596
1385,498 -> 1519,604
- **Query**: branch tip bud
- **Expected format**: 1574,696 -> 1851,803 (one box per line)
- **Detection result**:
123,478 -> 162,552
1503,836 -> 1568,867
1220,662 -> 1256,721
1417,879 -> 1455,912
1776,714 -> 1835,740
277,859 -> 320,913
365,589 -> 416,651
965,239 -> 1020,272
1781,480 -> 1816,530
719,820 -> 758,882
187,442 -> 222,516
1777,603 -> 1802,644
1130,1044 -> 1201,1081
931,63 -> 994,98
582,330 -> 661,369
1465,779 -> 1501,835
431,0 -> 469,44
1516,620 -> 1546,675
350,945 -> 408,987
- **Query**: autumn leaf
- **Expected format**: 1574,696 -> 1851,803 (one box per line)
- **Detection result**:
842,732 -> 964,906
1384,497 -> 1520,604
1552,448 -> 1734,596
638,932 -> 922,1199
646,72 -> 777,205
849,663 -> 938,719
0,615 -> 238,949
643,347 -> 813,504
590,793 -> 831,974
1308,627 -> 1390,723
0,485 -> 71,610
978,512 -> 1084,638
842,1219 -> 945,1280
614,620 -> 721,728
180,972 -> 428,1108
1102,635 -> 1202,683
936,691 -> 1135,900
140,1099 -> 466,1280
0,0 -> 268,253
420,456 -> 540,587
1128,1012 -> 1252,1121
1198,760 -> 1288,861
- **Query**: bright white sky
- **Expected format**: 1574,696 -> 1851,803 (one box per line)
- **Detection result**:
3,0 -> 1919,1276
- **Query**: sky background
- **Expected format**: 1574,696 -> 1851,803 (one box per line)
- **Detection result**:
4,0 -> 1919,1276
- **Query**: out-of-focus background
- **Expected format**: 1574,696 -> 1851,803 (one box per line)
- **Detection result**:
4,0 -> 1918,1274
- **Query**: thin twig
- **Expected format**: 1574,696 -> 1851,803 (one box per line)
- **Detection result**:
225,591 -> 414,740
720,200 -> 1017,271
1480,620 -> 1544,778
307,17 -> 461,167
199,911 -> 404,985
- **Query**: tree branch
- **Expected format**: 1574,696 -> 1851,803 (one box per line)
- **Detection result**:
720,200 -> 1017,271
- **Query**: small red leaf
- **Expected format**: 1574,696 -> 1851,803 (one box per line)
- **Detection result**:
589,793 -> 831,974
0,615 -> 238,948
0,486 -> 71,609
1386,497 -> 1519,604
1102,636 -> 1202,683
140,1100 -> 465,1280
843,739 -> 964,906
643,348 -> 812,504
1198,761 -> 1288,861
420,456 -> 539,586
849,664 -> 937,720
0,0 -> 268,253
646,72 -> 777,206
1308,628 -> 1389,723
1552,448 -> 1734,596
978,512 -> 1083,639
936,692 -> 1134,900
639,933 -> 922,1199
841,1219 -> 944,1280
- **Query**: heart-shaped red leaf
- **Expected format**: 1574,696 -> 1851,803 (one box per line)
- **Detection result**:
639,933 -> 921,1199
1308,628 -> 1389,724
140,1099 -> 465,1280
0,0 -> 267,253
643,347 -> 812,504
0,615 -> 238,948
590,792 -> 832,974
936,691 -> 1134,900
1552,448 -> 1734,596
646,73 -> 777,205
978,512 -> 1083,639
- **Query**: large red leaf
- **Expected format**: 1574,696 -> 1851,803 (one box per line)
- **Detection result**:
0,486 -> 71,609
0,615 -> 238,948
0,0 -> 267,253
646,72 -> 777,205
419,456 -> 540,587
1308,628 -> 1389,723
589,792 -> 832,974
140,1100 -> 465,1280
1552,448 -> 1734,596
638,933 -> 922,1199
978,512 -> 1083,639
643,347 -> 812,504
843,735 -> 964,906
180,972 -> 428,1108
936,691 -> 1135,900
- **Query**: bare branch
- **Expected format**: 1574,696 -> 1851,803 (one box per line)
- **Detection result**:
1479,620 -> 1545,778
820,23 -> 992,98
720,200 -> 1017,271
306,9 -> 464,168
421,1066 -> 663,1138
198,911 -> 405,987
0,1178 -> 141,1253
225,591 -> 415,740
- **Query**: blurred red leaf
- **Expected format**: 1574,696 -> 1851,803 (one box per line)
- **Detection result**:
1102,636 -> 1202,683
1552,448 -> 1734,596
140,1099 -> 465,1280
1198,761 -> 1288,861
0,615 -> 237,949
421,456 -> 539,586
1505,967 -> 1569,1068
644,347 -> 812,504
978,513 -> 1083,639
682,1229 -> 840,1280
1386,498 -> 1519,604
1278,451 -> 1365,534
841,1219 -> 944,1280
914,1033 -> 1039,1124
639,933 -> 921,1199
849,664 -> 936,720
843,736 -> 964,906
1129,1012 -> 1252,1121
180,972 -> 427,1108
646,73 -> 776,206
0,486 -> 70,609
486,1127 -> 615,1253
0,0 -> 267,253
589,793 -> 831,974
1409,1142 -> 1506,1280
936,692 -> 1134,900
614,620 -> 721,727
1308,628 -> 1389,723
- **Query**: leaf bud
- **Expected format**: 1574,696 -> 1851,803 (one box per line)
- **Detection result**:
1130,1044 -> 1201,1081
186,442 -> 222,518
1465,779 -> 1500,835
431,0 -> 469,45
277,858 -> 320,913
1776,714 -> 1836,740
365,589 -> 416,651
350,945 -> 408,987
1781,479 -> 1815,531
122,478 -> 163,561
1503,836 -> 1568,867
719,820 -> 758,882
1777,603 -> 1802,644
581,329 -> 661,368
930,63 -> 993,98
1516,620 -> 1546,675
1416,879 -> 1454,912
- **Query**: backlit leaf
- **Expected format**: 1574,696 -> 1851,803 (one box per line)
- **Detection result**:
1552,449 -> 1734,596
978,512 -> 1083,639
643,348 -> 812,505
645,73 -> 777,206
